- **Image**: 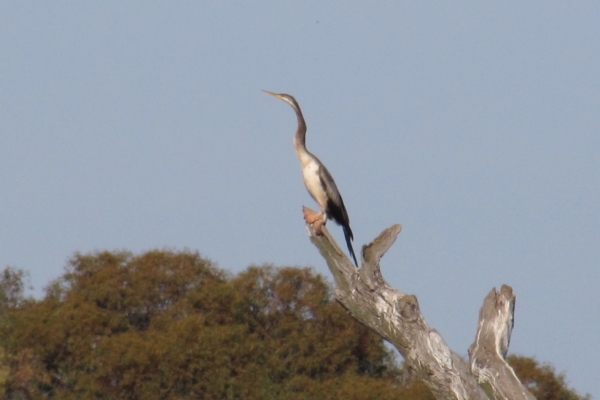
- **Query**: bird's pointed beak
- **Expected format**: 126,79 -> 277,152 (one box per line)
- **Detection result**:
262,90 -> 281,99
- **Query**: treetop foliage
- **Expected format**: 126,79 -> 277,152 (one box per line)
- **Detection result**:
0,250 -> 589,399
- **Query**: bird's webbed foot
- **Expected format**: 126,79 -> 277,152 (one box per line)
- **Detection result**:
302,206 -> 327,236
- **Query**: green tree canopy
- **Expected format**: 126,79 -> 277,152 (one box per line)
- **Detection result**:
0,250 -> 589,399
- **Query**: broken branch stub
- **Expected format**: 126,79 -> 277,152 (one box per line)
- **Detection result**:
469,286 -> 535,400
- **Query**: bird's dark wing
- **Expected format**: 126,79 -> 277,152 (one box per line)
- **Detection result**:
318,164 -> 358,267
341,223 -> 358,267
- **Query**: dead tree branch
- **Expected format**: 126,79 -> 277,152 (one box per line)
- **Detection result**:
306,213 -> 534,400
468,286 -> 535,399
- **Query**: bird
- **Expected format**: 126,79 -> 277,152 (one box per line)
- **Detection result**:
263,90 -> 358,267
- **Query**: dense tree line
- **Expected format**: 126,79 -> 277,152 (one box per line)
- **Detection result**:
0,251 -> 589,399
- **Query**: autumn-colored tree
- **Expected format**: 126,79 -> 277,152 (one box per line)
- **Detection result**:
0,251 -> 402,399
508,355 -> 591,400
0,251 -> 590,400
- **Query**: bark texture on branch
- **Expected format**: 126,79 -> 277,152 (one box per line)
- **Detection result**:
468,286 -> 535,400
305,214 -> 533,400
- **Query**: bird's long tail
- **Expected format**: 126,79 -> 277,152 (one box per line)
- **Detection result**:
343,226 -> 358,267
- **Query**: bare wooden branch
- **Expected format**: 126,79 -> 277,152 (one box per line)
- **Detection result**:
468,286 -> 535,400
305,212 -> 533,400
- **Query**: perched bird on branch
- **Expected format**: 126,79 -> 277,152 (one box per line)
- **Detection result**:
263,90 -> 358,267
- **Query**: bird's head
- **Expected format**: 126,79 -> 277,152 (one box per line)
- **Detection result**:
263,90 -> 302,114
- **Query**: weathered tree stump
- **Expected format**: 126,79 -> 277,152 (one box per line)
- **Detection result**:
305,211 -> 534,400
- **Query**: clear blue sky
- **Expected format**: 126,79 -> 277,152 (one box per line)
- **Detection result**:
1,2 -> 598,397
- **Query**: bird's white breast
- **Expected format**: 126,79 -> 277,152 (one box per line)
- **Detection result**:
302,160 -> 328,210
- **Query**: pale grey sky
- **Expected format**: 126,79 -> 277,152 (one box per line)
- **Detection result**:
1,2 -> 598,397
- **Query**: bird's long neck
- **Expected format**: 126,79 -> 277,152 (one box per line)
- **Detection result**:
292,108 -> 313,166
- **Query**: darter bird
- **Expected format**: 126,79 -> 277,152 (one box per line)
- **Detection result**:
263,90 -> 358,267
